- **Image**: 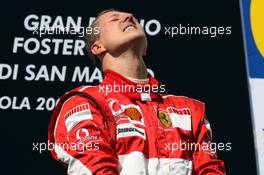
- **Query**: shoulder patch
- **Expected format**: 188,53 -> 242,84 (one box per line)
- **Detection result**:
64,103 -> 93,132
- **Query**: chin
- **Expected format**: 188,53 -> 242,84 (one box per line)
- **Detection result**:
127,36 -> 147,53
123,32 -> 146,44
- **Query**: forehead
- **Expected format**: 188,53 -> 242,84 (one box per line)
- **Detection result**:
97,11 -> 129,22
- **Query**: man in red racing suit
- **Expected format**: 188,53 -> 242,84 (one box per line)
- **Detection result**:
48,10 -> 225,175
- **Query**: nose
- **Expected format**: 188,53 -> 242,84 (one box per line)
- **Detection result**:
122,13 -> 134,23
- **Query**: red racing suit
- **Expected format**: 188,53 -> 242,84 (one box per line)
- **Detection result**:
48,70 -> 225,175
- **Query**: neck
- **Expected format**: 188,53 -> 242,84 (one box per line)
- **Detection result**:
102,51 -> 148,79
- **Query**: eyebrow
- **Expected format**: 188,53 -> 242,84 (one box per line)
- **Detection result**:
109,13 -> 120,18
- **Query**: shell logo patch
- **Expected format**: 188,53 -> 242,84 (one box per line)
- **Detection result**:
125,107 -> 142,121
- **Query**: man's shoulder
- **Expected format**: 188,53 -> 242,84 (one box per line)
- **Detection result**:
57,85 -> 104,109
61,85 -> 102,98
161,94 -> 205,121
161,94 -> 205,107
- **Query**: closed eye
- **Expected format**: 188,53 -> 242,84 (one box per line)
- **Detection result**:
110,18 -> 119,22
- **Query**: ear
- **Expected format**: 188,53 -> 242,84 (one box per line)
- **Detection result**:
91,41 -> 106,56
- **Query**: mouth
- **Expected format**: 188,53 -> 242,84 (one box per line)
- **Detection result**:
123,24 -> 137,32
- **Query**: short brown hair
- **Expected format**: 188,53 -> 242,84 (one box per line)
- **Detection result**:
85,9 -> 117,69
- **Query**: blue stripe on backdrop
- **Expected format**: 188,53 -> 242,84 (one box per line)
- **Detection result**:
241,0 -> 264,78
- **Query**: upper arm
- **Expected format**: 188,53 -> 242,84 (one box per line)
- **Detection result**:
53,95 -> 119,175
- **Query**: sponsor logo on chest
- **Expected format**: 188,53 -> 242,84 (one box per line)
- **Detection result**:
158,107 -> 192,131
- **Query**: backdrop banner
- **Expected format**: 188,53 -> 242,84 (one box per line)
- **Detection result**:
0,1 -> 258,174
241,0 -> 264,174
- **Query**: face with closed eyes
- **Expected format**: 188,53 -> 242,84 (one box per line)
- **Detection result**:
91,11 -> 147,58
